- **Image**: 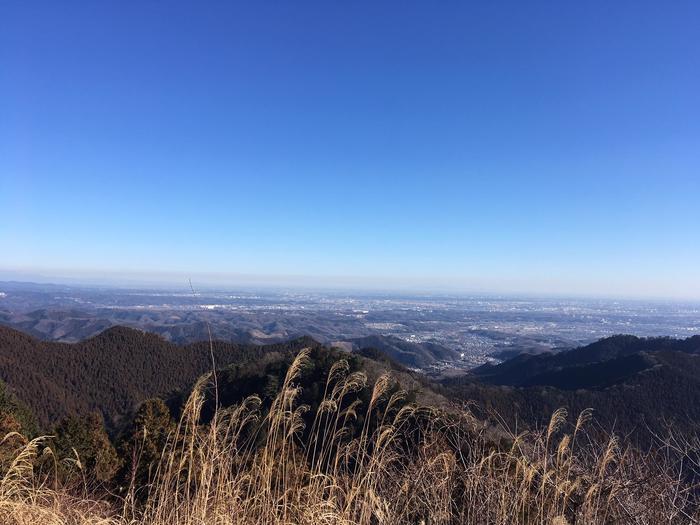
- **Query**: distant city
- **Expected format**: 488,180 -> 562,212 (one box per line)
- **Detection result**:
1,280 -> 698,371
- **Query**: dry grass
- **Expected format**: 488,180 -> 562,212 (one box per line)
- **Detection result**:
1,349 -> 698,524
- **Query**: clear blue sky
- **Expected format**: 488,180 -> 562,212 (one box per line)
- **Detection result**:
1,2 -> 699,298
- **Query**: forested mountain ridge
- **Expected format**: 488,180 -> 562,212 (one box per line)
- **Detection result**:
444,334 -> 700,444
5,326 -> 695,523
0,325 -> 446,435
3,324 -> 700,448
0,325 -> 318,431
471,334 -> 700,387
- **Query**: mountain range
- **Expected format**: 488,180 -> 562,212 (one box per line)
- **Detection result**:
1,324 -> 700,447
0,325 -> 445,434
444,334 -> 700,444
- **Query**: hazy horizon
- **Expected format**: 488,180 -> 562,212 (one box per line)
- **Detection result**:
2,2 -> 699,299
2,267 -> 700,303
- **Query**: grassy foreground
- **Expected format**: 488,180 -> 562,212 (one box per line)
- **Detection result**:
1,349 -> 698,524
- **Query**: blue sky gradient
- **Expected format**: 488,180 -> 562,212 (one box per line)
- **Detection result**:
1,2 -> 699,298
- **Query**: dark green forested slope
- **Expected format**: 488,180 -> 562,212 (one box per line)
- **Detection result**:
0,325 -> 317,431
443,335 -> 700,445
471,334 -> 700,387
3,324 -> 700,451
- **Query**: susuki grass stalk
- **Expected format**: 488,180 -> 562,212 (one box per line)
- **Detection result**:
1,348 -> 698,524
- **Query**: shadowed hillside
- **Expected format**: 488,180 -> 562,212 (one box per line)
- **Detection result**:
0,325 -> 317,431
443,335 -> 700,444
472,334 -> 700,386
